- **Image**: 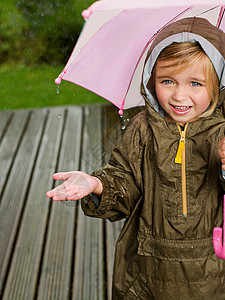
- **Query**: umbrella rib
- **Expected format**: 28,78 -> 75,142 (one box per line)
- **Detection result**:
217,6 -> 225,28
158,7 -> 193,32
195,6 -> 218,18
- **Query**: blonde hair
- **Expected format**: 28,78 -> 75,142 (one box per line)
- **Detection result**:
149,42 -> 219,117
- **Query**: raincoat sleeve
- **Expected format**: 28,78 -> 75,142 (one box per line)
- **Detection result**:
81,112 -> 147,222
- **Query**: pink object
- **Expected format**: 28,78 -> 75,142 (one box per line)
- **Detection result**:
213,196 -> 225,259
55,77 -> 62,85
82,9 -> 92,19
81,2 -> 100,19
55,69 -> 67,85
55,0 -> 225,115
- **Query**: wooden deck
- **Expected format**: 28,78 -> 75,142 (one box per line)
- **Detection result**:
0,104 -> 141,300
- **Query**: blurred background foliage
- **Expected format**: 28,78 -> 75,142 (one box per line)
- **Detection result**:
0,0 -> 105,110
0,0 -> 90,65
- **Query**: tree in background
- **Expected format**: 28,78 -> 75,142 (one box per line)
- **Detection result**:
0,2 -> 28,64
0,0 -> 93,65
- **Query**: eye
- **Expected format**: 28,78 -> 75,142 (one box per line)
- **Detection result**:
162,80 -> 173,85
190,82 -> 201,87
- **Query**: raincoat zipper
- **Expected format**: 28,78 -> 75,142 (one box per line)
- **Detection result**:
175,123 -> 189,217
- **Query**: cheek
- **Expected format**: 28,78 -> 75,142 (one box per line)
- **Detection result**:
194,91 -> 211,112
155,86 -> 169,106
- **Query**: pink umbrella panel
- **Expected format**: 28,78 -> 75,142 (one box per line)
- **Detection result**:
55,1 -> 225,115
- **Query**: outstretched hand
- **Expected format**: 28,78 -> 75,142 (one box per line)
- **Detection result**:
218,137 -> 225,171
46,171 -> 103,201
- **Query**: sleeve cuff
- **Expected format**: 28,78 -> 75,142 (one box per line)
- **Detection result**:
90,193 -> 101,208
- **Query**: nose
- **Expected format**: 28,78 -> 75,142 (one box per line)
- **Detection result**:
172,86 -> 187,102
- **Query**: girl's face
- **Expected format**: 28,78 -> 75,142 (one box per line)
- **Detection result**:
155,57 -> 211,126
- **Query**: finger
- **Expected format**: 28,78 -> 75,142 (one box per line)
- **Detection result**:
220,143 -> 225,151
52,195 -> 68,201
50,186 -> 83,198
48,190 -> 75,200
52,172 -> 74,180
46,191 -> 53,198
46,189 -> 61,197
67,193 -> 83,201
46,183 -> 75,197
46,184 -> 67,196
64,188 -> 79,196
219,150 -> 225,159
46,191 -> 65,198
218,138 -> 225,149
53,192 -> 81,201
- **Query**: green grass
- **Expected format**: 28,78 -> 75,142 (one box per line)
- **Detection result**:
0,64 -> 107,110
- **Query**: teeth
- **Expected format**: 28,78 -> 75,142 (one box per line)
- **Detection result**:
173,105 -> 190,111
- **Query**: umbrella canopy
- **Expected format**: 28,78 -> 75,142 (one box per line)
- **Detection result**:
55,0 -> 225,115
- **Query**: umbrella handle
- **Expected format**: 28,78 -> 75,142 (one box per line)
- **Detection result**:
213,195 -> 225,259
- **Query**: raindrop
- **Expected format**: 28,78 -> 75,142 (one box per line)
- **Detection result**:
57,85 -> 60,94
58,114 -> 62,119
121,125 -> 126,130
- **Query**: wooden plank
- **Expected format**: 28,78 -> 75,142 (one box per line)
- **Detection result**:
105,220 -> 124,300
73,105 -> 104,300
0,110 -> 29,196
0,109 -> 47,296
36,106 -> 83,300
2,107 -> 66,300
0,110 -> 12,143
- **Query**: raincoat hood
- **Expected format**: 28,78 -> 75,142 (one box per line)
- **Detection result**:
142,17 -> 225,116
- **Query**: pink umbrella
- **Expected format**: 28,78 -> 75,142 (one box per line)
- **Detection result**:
213,196 -> 225,260
55,0 -> 225,115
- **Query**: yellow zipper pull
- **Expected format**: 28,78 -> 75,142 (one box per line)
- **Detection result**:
175,123 -> 188,164
175,131 -> 185,164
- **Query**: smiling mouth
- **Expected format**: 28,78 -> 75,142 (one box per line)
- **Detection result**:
172,105 -> 191,111
170,105 -> 192,115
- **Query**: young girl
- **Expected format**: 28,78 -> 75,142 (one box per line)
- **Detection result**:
47,17 -> 225,299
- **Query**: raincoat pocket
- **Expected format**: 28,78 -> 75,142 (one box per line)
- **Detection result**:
137,231 -> 214,261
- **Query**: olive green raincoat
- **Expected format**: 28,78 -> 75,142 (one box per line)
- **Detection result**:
82,18 -> 225,299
